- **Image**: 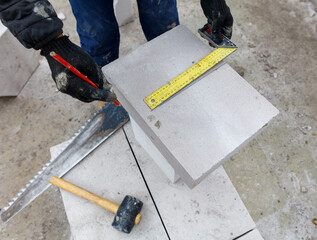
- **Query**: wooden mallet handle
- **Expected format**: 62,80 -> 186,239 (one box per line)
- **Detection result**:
49,176 -> 142,224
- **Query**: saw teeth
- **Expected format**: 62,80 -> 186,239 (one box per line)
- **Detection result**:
0,106 -> 115,217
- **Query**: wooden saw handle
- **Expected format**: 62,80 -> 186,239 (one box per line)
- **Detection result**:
50,176 -> 119,214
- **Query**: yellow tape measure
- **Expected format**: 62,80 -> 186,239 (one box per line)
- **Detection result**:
144,47 -> 237,110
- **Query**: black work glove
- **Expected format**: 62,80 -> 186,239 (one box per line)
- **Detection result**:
201,0 -> 233,44
41,36 -> 117,103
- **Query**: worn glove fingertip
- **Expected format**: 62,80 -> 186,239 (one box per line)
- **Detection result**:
103,82 -> 112,91
108,91 -> 117,102
92,89 -> 117,102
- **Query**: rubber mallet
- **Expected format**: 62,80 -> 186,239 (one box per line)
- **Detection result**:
49,176 -> 143,233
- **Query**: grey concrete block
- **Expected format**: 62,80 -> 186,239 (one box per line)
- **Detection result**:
0,23 -> 39,97
239,229 -> 264,240
123,123 -> 260,240
114,0 -> 134,27
130,117 -> 180,183
51,122 -> 262,239
103,25 -> 279,188
50,129 -> 167,240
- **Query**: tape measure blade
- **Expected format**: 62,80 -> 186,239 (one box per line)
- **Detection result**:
144,47 -> 237,109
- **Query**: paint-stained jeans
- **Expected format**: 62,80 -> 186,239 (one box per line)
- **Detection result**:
68,0 -> 179,67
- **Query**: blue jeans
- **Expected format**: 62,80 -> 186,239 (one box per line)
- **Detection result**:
69,0 -> 179,67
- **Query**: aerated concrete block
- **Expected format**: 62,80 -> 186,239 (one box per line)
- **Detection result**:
123,123 -> 260,240
0,23 -> 39,97
50,129 -> 167,240
103,25 -> 279,188
239,229 -> 264,240
130,117 -> 180,183
51,122 -> 263,239
114,0 -> 134,26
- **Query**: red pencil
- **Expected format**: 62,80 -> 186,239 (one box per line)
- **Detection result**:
50,51 -> 120,106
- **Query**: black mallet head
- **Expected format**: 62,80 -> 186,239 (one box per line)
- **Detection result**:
112,195 -> 143,233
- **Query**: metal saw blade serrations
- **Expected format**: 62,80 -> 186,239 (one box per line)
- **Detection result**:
0,102 -> 129,223
45,105 -> 109,162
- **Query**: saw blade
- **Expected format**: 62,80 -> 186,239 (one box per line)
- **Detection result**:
0,102 -> 129,223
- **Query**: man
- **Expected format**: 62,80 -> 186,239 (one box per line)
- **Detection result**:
0,0 -> 233,103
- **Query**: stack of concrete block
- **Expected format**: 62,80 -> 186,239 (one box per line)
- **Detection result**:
47,23 -> 276,240
51,124 -> 264,239
0,23 -> 39,97
103,25 -> 279,188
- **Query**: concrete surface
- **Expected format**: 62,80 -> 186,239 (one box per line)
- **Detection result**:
103,25 -> 279,188
50,130 -> 167,240
0,23 -> 39,96
124,123 -> 258,239
0,0 -> 316,239
130,117 -> 180,183
239,229 -> 264,240
51,122 -> 259,239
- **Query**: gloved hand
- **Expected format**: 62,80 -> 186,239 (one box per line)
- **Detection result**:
201,0 -> 233,44
41,36 -> 117,103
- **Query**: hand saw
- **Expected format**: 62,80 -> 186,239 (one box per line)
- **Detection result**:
0,102 -> 129,223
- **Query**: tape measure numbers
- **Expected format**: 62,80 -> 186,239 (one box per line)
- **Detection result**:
144,47 -> 237,110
